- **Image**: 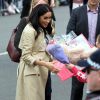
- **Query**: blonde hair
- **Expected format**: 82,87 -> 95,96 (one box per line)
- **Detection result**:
97,34 -> 100,43
96,34 -> 100,48
29,0 -> 48,14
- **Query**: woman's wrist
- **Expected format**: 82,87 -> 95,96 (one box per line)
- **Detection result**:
34,60 -> 52,68
34,59 -> 42,65
66,64 -> 75,70
34,60 -> 59,73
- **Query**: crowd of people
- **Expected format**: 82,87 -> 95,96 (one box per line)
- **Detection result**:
0,0 -> 69,16
3,0 -> 100,100
0,0 -> 21,16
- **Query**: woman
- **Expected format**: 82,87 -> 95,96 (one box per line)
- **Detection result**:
15,4 -> 59,100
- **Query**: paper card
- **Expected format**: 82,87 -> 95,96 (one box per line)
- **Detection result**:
68,34 -> 91,51
57,67 -> 74,81
53,31 -> 77,45
64,31 -> 77,44
52,60 -> 66,70
53,35 -> 66,44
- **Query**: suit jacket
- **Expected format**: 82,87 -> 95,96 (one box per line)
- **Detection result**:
69,0 -> 88,14
67,5 -> 100,41
16,23 -> 51,100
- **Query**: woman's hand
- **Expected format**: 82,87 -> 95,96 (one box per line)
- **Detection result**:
43,61 -> 59,73
34,60 -> 59,73
66,63 -> 75,70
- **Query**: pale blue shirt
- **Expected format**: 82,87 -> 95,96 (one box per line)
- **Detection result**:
87,6 -> 98,45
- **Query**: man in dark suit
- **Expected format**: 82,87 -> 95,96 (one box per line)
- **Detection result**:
66,0 -> 100,100
69,0 -> 88,15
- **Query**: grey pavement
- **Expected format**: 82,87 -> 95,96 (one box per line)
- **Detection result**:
0,6 -> 86,100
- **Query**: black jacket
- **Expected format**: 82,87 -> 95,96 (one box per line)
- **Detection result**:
69,0 -> 88,14
20,0 -> 32,18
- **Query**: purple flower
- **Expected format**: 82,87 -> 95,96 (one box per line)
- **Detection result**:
46,43 -> 70,64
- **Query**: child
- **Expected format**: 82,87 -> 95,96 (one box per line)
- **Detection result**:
84,49 -> 100,100
67,49 -> 100,100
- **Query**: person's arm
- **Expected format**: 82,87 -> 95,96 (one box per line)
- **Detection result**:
69,0 -> 73,14
34,60 -> 59,73
66,63 -> 87,83
66,9 -> 77,34
80,47 -> 98,59
49,0 -> 55,7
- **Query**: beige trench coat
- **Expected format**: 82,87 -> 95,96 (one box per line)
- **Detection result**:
15,23 -> 51,100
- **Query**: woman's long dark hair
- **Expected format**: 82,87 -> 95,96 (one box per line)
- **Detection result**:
29,4 -> 53,39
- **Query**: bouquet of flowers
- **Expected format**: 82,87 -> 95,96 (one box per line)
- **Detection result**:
46,41 -> 87,82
